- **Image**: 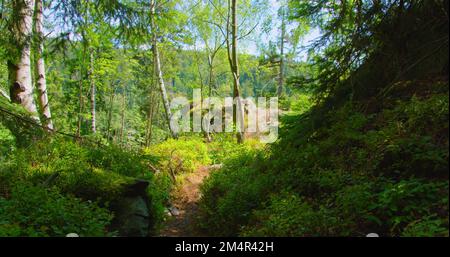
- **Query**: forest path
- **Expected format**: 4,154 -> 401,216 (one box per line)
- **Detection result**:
159,165 -> 219,237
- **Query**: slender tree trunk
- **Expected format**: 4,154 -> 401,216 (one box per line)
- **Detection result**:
8,0 -> 39,120
88,48 -> 96,133
145,53 -> 156,147
207,53 -> 216,98
277,7 -> 286,97
120,86 -> 126,145
228,0 -> 245,143
33,0 -> 53,131
150,0 -> 177,138
195,49 -> 211,142
76,75 -> 84,138
150,99 -> 160,143
203,54 -> 214,142
145,90 -> 156,147
106,89 -> 115,140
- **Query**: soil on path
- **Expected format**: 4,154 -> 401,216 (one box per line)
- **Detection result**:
159,165 -> 219,237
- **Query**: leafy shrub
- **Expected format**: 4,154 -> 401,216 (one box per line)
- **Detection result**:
0,125 -> 14,157
0,184 -> 114,236
198,145 -> 267,236
402,215 -> 449,237
144,137 -> 210,174
198,80 -> 449,237
207,134 -> 262,164
147,172 -> 173,231
289,94 -> 314,114
0,137 -> 169,235
242,193 -> 340,236
87,143 -> 153,178
372,179 -> 449,235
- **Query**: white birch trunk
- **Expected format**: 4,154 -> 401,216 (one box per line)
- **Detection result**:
150,0 -> 178,138
34,0 -> 53,130
8,0 -> 39,120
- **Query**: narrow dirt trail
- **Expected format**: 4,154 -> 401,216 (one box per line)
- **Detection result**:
159,165 -> 217,237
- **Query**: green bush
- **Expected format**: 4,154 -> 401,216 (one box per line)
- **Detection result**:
0,125 -> 15,157
198,145 -> 267,236
242,193 -> 340,236
207,134 -> 262,164
147,172 -> 173,231
87,143 -> 153,178
0,137 -> 169,235
1,138 -> 138,201
144,137 -> 210,174
0,183 -> 114,237
198,80 -> 449,237
402,215 -> 449,237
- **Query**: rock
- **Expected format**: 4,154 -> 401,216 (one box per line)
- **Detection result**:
366,233 -> 379,237
123,179 -> 150,197
110,179 -> 152,237
114,196 -> 150,237
66,233 -> 79,237
169,206 -> 180,216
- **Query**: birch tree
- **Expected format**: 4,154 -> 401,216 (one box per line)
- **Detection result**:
8,0 -> 39,120
33,0 -> 53,130
150,0 -> 178,139
277,6 -> 286,97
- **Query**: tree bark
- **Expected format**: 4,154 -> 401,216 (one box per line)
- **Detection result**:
76,74 -> 84,138
150,0 -> 178,138
228,0 -> 245,143
277,7 -> 286,97
34,0 -> 53,131
89,48 -> 96,133
145,89 -> 156,147
120,85 -> 126,145
106,89 -> 115,141
8,0 -> 39,120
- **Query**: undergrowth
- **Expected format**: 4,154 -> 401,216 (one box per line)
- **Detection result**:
198,80 -> 449,237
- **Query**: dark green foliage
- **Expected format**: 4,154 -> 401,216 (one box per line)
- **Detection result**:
2,138 -> 132,200
0,137 -> 170,236
147,172 -> 173,231
198,1 -> 449,235
0,183 -> 114,237
199,79 -> 449,236
0,124 -> 15,157
290,0 -> 449,104
1,0 -> 448,238
199,148 -> 268,236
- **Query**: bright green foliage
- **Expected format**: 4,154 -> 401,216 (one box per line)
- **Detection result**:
0,183 -> 114,237
0,125 -> 15,157
207,134 -> 263,164
144,137 -> 211,174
